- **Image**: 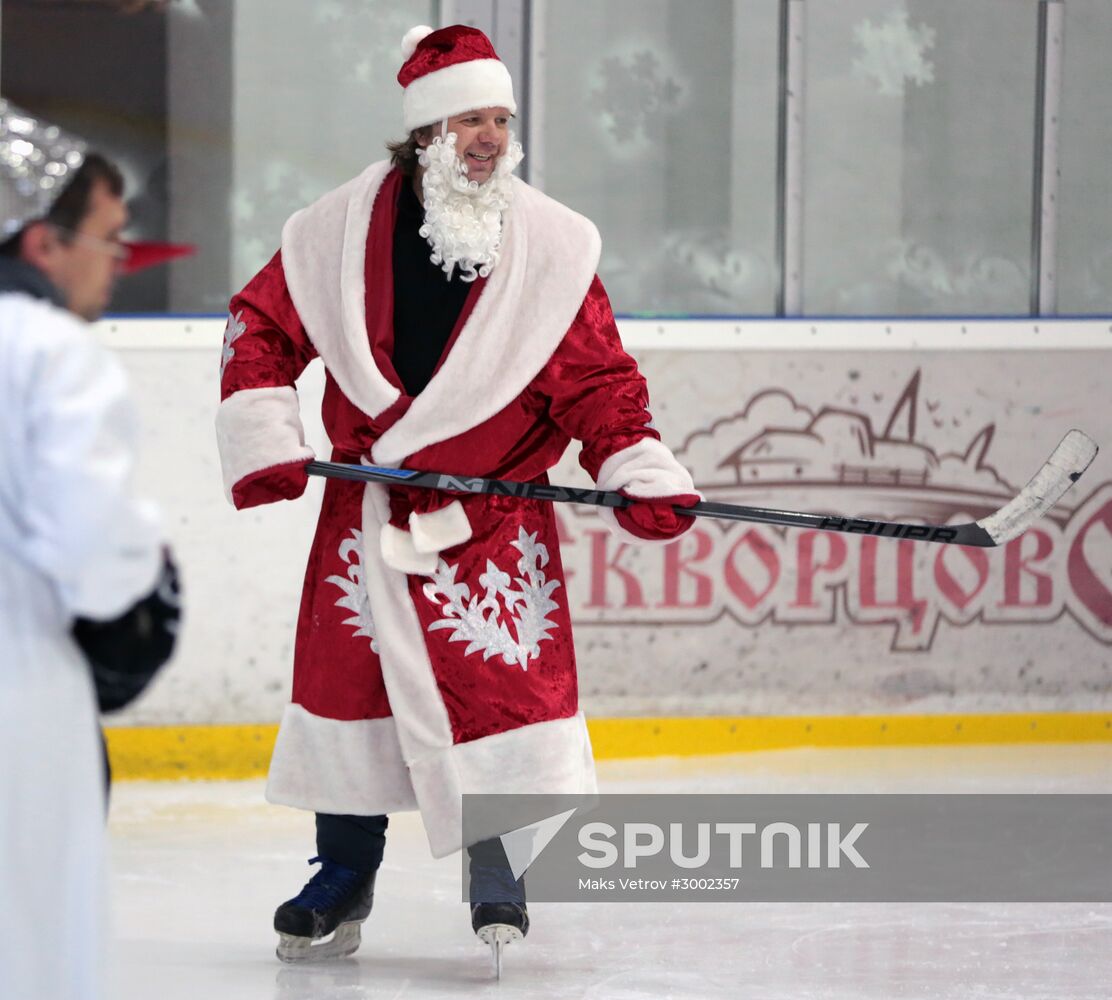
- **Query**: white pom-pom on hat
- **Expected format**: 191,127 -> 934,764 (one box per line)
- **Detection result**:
401,25 -> 434,59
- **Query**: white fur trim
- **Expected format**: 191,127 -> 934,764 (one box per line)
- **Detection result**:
265,703 -> 418,815
282,163 -> 600,464
595,438 -> 700,546
411,712 -> 597,858
401,24 -> 433,59
360,482 -> 457,756
380,523 -> 439,574
370,478 -> 441,572
364,475 -> 392,524
281,163 -> 401,420
409,500 -> 471,553
215,386 -> 315,503
403,58 -> 516,131
596,437 -> 697,497
358,482 -> 597,857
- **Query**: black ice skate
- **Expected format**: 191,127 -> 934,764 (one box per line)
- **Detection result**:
273,856 -> 376,963
470,861 -> 529,979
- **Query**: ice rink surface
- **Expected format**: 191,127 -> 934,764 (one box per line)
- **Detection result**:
108,744 -> 1112,1000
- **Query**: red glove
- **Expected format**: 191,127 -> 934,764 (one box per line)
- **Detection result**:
613,491 -> 700,541
230,460 -> 309,509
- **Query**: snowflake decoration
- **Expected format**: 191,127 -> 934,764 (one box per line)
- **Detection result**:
314,1 -> 417,87
1081,244 -> 1112,304
325,529 -> 379,652
231,159 -> 330,280
852,9 -> 936,97
314,0 -> 345,23
662,229 -> 772,305
219,309 -> 246,380
422,528 -> 562,671
886,240 -> 1026,309
590,48 -> 684,145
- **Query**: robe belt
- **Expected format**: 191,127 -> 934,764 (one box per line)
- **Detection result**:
357,454 -> 474,575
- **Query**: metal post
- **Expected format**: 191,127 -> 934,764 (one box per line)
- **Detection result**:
520,0 -> 538,187
524,0 -> 543,190
775,0 -> 805,316
441,0 -> 532,184
1031,0 -> 1064,316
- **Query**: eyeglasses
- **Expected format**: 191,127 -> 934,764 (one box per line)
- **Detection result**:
51,225 -> 129,262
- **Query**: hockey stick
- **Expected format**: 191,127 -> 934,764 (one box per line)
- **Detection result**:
305,429 -> 1097,548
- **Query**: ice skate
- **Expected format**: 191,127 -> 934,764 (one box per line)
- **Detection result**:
470,852 -> 529,979
472,901 -> 529,979
273,856 -> 376,963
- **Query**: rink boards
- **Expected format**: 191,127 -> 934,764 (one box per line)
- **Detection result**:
104,711 -> 1112,780
94,316 -> 1112,778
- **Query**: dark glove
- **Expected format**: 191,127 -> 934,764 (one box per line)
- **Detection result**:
613,491 -> 700,541
73,549 -> 182,713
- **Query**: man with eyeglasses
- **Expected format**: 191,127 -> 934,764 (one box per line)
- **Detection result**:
0,154 -> 128,318
0,101 -> 185,1000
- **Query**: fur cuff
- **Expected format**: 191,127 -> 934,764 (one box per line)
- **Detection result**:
595,439 -> 699,546
409,500 -> 472,554
215,386 -> 315,504
408,711 -> 598,858
380,523 -> 439,575
266,704 -> 419,816
596,438 -> 697,497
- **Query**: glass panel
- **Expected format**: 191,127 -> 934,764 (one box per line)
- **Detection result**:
1,0 -> 435,314
1,0 -> 172,312
802,0 -> 1036,315
536,0 -> 778,316
1058,0 -> 1112,314
225,0 -> 434,303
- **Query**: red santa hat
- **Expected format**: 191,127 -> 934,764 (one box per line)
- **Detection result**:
398,24 -> 517,132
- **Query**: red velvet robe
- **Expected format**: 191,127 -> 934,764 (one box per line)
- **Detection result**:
215,163 -> 695,856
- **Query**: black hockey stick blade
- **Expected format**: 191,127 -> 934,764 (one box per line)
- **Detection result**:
305,429 -> 1097,549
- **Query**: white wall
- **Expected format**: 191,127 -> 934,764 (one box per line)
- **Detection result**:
96,318 -> 1112,726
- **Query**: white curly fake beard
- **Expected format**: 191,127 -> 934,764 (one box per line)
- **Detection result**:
417,131 -> 524,282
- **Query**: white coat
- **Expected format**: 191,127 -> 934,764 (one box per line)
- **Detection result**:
0,290 -> 164,999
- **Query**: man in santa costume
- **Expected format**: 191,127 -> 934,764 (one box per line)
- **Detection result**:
216,24 -> 698,967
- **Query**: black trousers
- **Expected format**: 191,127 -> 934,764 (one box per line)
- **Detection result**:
315,813 -> 389,873
315,812 -> 524,903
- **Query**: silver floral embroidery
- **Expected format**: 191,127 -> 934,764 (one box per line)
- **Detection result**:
422,527 -> 561,671
325,529 -> 379,652
220,309 -> 247,380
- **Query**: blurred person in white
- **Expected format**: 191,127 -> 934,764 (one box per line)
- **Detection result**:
0,99 -> 182,1000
